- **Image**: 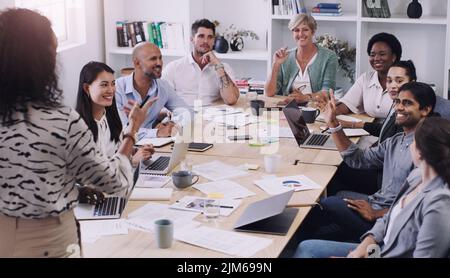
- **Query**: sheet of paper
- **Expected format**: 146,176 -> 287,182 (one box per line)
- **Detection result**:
130,188 -> 173,201
135,175 -> 171,188
126,203 -> 200,235
193,180 -> 256,199
175,226 -> 273,257
193,160 -> 248,181
254,175 -> 322,195
79,219 -> 128,243
170,196 -> 241,217
212,114 -> 259,128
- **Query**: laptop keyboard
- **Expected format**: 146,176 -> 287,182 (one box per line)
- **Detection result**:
94,197 -> 125,216
305,134 -> 329,146
145,156 -> 170,171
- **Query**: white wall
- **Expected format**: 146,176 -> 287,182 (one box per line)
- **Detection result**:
0,0 -> 105,107
58,0 -> 105,107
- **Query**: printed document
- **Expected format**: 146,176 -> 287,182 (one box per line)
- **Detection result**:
79,219 -> 128,243
175,226 -> 272,257
254,175 -> 322,195
193,160 -> 248,181
193,180 -> 256,199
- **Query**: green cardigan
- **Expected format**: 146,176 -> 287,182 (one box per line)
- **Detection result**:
276,44 -> 338,95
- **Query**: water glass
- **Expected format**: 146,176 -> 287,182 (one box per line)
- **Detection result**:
203,199 -> 220,222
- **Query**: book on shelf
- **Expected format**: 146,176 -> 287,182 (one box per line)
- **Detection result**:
362,0 -> 391,18
311,12 -> 343,17
312,7 -> 342,14
272,0 -> 306,15
316,3 -> 341,9
115,20 -> 184,50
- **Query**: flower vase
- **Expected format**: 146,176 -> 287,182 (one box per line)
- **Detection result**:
230,37 -> 244,51
407,0 -> 422,19
214,36 -> 229,53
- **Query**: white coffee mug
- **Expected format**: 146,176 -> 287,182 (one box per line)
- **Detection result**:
264,154 -> 282,174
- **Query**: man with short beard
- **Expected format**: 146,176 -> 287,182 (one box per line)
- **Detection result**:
295,82 -> 437,244
163,19 -> 239,106
115,42 -> 190,138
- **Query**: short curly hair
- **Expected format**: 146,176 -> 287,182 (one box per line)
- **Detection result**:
367,32 -> 402,62
191,19 -> 216,37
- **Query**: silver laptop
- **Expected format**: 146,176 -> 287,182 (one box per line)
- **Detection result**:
139,142 -> 188,175
234,190 -> 299,236
283,100 -> 337,150
74,183 -> 134,220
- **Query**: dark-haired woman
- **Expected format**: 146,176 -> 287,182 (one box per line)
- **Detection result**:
0,9 -> 155,257
295,117 -> 450,258
337,33 -> 402,119
76,61 -> 154,169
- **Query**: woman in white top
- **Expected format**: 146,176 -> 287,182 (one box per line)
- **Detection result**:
336,33 -> 402,119
76,61 -> 154,167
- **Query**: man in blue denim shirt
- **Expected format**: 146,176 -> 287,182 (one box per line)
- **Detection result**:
115,42 -> 191,139
296,82 -> 436,243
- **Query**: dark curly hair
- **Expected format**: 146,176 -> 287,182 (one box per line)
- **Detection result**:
367,32 -> 402,62
191,19 -> 216,37
415,117 -> 450,186
0,8 -> 62,126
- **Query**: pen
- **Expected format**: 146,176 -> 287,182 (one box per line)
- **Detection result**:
321,127 -> 329,134
218,205 -> 234,209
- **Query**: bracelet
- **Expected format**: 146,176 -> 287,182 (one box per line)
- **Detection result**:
122,132 -> 137,145
328,124 -> 343,134
214,63 -> 224,71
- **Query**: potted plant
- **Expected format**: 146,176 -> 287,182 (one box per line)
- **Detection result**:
315,34 -> 356,84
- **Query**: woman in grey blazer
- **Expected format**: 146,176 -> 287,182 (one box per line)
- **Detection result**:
295,117 -> 450,258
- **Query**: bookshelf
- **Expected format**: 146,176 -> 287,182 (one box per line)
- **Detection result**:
103,0 -> 270,80
104,0 -> 450,98
268,0 -> 450,99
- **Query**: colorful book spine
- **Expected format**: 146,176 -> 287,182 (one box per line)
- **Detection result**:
317,3 -> 341,9
312,7 -> 342,13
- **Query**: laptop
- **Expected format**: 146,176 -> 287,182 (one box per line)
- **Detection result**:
233,190 -> 298,235
74,182 -> 135,220
139,141 -> 188,175
283,100 -> 337,150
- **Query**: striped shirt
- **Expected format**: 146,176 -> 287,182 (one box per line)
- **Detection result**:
0,104 -> 132,219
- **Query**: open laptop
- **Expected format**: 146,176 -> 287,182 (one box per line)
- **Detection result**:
283,100 -> 337,150
74,181 -> 135,220
139,141 -> 188,175
233,190 -> 298,235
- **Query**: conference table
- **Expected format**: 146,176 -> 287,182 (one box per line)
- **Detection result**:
82,95 -> 373,258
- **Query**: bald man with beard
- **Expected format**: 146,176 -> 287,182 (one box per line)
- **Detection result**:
115,42 -> 191,138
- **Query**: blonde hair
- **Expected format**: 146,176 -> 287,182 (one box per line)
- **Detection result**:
288,13 -> 317,32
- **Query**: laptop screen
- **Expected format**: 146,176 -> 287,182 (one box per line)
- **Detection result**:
282,100 -> 310,145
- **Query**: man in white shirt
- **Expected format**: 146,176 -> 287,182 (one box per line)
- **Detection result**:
163,19 -> 240,106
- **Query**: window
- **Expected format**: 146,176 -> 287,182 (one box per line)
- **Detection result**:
16,0 -> 86,51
